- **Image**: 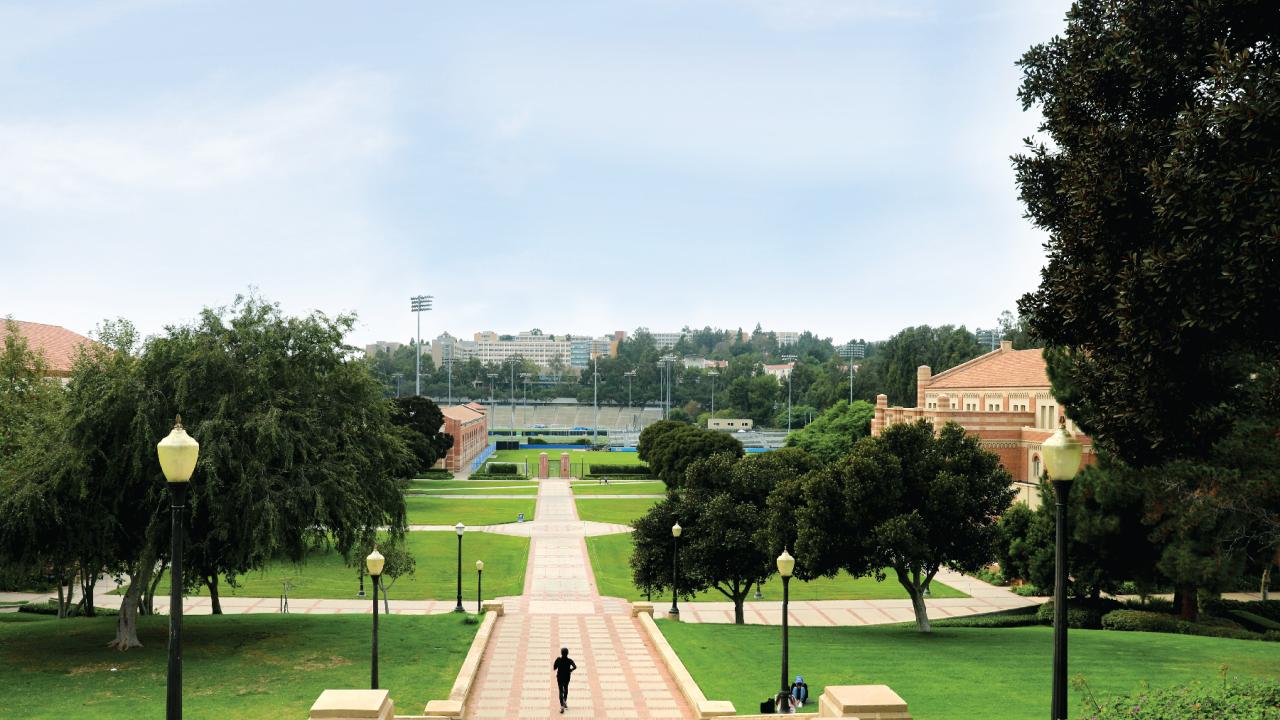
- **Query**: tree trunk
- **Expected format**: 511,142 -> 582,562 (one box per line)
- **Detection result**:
108,570 -> 144,650
381,577 -> 390,615
1177,584 -> 1198,621
895,567 -> 931,633
79,570 -> 97,618
733,596 -> 745,625
144,562 -> 167,615
205,574 -> 222,615
56,583 -> 67,619
1263,547 -> 1280,602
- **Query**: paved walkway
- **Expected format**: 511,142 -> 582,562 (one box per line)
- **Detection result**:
465,478 -> 692,720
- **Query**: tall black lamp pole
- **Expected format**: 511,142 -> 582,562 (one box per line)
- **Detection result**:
670,522 -> 682,617
157,415 -> 200,720
476,560 -> 484,613
366,548 -> 385,689
454,522 -> 466,612
1042,417 -> 1083,720
777,549 -> 795,695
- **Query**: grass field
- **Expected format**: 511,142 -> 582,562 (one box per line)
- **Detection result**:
491,449 -> 647,468
199,532 -> 529,600
572,480 -> 666,495
661,622 -> 1280,719
407,479 -> 539,495
405,496 -> 536,525
0,613 -> 476,719
574,497 -> 660,525
586,533 -> 965,601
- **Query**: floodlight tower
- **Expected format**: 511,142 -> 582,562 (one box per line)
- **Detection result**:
781,354 -> 797,431
707,370 -> 719,414
410,295 -> 433,396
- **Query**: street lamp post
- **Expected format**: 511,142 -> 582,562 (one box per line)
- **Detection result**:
707,370 -> 718,415
592,354 -> 599,444
781,355 -> 797,432
476,560 -> 484,613
157,416 -> 200,720
670,522 -> 682,617
1042,417 -> 1083,720
391,372 -> 403,398
410,295 -> 432,396
509,363 -> 516,435
624,370 -> 635,409
454,522 -> 466,613
366,547 -> 385,689
776,549 -> 795,696
446,345 -> 454,406
520,372 -> 531,428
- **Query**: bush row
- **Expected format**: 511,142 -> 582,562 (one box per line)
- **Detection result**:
1086,679 -> 1280,719
587,464 -> 651,475
19,600 -> 118,617
484,463 -> 521,475
1100,609 -> 1280,641
930,608 -> 1041,629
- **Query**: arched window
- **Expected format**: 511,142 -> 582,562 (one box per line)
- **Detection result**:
1032,455 -> 1042,481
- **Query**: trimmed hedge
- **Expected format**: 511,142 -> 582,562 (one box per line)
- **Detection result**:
587,464 -> 651,475
931,608 -> 1041,629
19,600 -> 118,617
1036,600 -> 1119,629
484,462 -> 521,475
1087,679 -> 1280,719
1100,609 -> 1181,633
1231,610 -> 1280,633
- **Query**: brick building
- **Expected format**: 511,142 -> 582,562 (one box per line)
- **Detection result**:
871,340 -> 1093,506
440,402 -> 490,472
2,319 -> 93,379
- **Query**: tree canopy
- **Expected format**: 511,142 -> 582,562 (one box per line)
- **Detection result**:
784,400 -> 875,463
637,421 -> 743,487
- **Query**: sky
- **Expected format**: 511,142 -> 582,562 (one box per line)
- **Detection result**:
0,0 -> 1072,348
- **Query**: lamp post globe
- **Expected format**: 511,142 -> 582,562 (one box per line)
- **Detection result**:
157,415 -> 199,720
776,549 -> 795,696
475,560 -> 485,613
669,522 -> 682,617
454,523 -> 466,612
366,548 -> 385,689
1042,417 -> 1083,720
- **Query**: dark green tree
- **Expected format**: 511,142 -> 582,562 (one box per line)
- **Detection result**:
784,400 -> 875,463
637,421 -> 743,488
781,420 -> 1014,632
391,396 -> 453,473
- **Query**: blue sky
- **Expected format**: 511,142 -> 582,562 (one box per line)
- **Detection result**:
0,0 -> 1071,347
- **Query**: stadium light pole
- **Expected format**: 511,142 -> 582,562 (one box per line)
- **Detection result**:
487,373 -> 497,413
509,362 -> 516,434
707,370 -> 718,415
446,344 -> 454,406
410,295 -> 432,396
592,354 -> 600,444
392,372 -> 403,398
781,355 -> 797,431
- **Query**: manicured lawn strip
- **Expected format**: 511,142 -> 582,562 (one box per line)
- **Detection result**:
408,479 -> 540,491
572,481 -> 666,495
405,496 -> 536,525
661,622 -> 1280,719
586,534 -> 964,601
0,613 -> 475,719
574,498 -> 660,525
210,532 -> 528,600
410,487 -> 539,496
491,449 -> 647,468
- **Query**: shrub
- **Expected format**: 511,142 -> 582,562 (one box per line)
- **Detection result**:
1101,609 -> 1181,633
484,462 -> 520,475
1230,610 -> 1280,633
931,608 -> 1041,629
1203,598 -> 1280,624
1013,584 -> 1044,597
974,567 -> 1006,586
587,464 -> 651,475
526,437 -> 548,445
574,437 -> 591,445
1036,600 -> 1118,629
19,600 -> 118,617
1086,679 -> 1280,719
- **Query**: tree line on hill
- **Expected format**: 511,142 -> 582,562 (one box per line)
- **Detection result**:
0,296 -> 452,648
364,312 -> 1040,429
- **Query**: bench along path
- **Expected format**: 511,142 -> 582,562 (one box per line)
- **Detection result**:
465,478 -> 692,720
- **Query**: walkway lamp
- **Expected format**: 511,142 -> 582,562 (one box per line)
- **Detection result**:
157,415 -> 199,720
776,549 -> 795,696
366,547 -> 385,689
670,522 -> 682,617
1042,417 -> 1083,720
476,560 -> 484,613
454,522 -> 466,612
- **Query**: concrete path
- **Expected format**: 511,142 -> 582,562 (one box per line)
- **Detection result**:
465,478 -> 691,720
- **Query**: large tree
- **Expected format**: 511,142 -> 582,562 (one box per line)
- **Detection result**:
631,448 -> 818,623
637,420 -> 743,487
775,420 -> 1014,632
784,400 -> 875,463
391,396 -> 453,473
1014,1 -> 1280,465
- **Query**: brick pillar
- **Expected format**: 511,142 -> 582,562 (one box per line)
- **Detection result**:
538,452 -> 549,479
560,452 -> 571,479
872,394 -> 888,436
916,366 -> 931,410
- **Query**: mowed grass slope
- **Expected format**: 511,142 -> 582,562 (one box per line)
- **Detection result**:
661,622 -> 1280,719
586,533 -> 965,601
405,496 -> 536,525
208,532 -> 528,600
571,480 -> 665,495
0,613 -> 476,720
574,498 -> 660,525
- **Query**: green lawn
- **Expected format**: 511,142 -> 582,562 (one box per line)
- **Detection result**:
574,497 -> 660,525
205,532 -> 529,600
407,478 -> 539,495
572,480 -> 665,495
0,613 -> 476,720
586,533 -> 965,601
489,449 -> 647,477
405,496 -> 536,525
661,622 -> 1280,719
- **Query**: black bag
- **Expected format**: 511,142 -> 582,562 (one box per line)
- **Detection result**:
759,698 -> 775,714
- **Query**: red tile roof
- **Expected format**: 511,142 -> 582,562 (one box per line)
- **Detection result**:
442,404 -> 487,423
927,348 -> 1048,390
3,319 -> 93,377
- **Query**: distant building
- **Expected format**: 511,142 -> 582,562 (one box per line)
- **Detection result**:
708,418 -> 753,431
440,402 -> 490,472
651,331 -> 685,350
2,319 -> 93,379
775,331 -> 800,347
763,362 -> 794,380
434,331 -> 615,370
871,340 -> 1094,506
364,340 -> 404,357
975,328 -> 1001,352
